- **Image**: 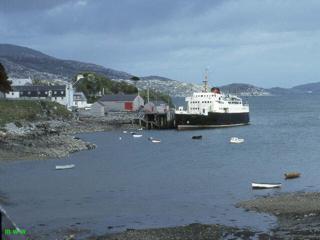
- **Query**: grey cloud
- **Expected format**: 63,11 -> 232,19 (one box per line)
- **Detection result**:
0,0 -> 73,12
2,0 -> 320,87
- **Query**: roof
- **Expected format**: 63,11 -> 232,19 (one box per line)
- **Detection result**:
152,100 -> 167,106
12,85 -> 66,91
11,85 -> 66,97
99,94 -> 139,102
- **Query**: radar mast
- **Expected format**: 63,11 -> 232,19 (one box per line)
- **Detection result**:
203,68 -> 209,92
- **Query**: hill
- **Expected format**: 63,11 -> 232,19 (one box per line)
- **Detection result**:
291,82 -> 320,93
0,44 -> 132,80
219,83 -> 270,96
125,76 -> 203,97
2,44 -> 320,97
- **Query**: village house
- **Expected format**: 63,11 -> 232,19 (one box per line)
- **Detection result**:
90,93 -> 144,116
98,94 -> 144,112
5,85 -> 74,109
144,100 -> 170,113
73,92 -> 89,109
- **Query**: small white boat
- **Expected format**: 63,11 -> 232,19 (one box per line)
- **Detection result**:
252,182 -> 281,189
123,131 -> 128,134
55,164 -> 75,170
230,137 -> 244,144
148,137 -> 161,143
137,128 -> 143,131
132,134 -> 142,138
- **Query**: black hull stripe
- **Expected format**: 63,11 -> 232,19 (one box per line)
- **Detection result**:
175,112 -> 250,129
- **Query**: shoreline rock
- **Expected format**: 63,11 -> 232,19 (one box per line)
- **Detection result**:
86,223 -> 266,240
0,117 -> 135,161
237,192 -> 320,239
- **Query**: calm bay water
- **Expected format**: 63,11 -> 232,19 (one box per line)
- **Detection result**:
1,95 -> 320,238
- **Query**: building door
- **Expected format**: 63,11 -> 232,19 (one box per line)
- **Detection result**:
124,102 -> 133,111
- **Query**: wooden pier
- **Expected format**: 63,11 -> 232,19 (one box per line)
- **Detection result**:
135,111 -> 175,129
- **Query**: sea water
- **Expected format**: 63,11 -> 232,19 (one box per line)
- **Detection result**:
1,94 -> 320,238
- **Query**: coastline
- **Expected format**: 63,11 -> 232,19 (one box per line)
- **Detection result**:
0,117 -> 135,162
85,192 -> 320,240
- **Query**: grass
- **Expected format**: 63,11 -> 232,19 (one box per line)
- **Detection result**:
0,99 -> 72,126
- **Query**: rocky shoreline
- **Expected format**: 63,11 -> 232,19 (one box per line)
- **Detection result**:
237,192 -> 320,239
0,117 -> 134,161
83,192 -> 320,240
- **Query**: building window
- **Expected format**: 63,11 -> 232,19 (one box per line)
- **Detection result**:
28,91 -> 31,95
11,92 -> 14,95
61,91 -> 64,94
54,91 -> 57,94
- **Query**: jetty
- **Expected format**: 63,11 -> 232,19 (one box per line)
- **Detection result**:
135,111 -> 175,129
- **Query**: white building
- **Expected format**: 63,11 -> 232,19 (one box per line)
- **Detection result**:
5,85 -> 74,109
73,92 -> 90,109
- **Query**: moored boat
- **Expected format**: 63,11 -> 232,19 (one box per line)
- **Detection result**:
230,137 -> 244,144
284,172 -> 301,179
132,134 -> 142,138
175,70 -> 249,130
251,182 -> 281,189
148,137 -> 161,143
192,135 -> 202,140
55,164 -> 75,170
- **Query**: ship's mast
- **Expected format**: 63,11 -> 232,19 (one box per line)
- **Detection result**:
203,68 -> 209,92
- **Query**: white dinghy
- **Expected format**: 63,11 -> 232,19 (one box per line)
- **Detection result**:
230,137 -> 244,144
55,164 -> 75,170
148,137 -> 161,143
251,182 -> 281,189
132,134 -> 143,138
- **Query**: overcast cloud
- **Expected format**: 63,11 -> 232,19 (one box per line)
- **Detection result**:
1,0 -> 320,87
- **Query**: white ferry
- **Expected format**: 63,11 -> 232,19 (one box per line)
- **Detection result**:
175,72 -> 250,130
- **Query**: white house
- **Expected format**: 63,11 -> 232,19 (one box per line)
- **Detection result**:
5,85 -> 74,109
73,92 -> 89,109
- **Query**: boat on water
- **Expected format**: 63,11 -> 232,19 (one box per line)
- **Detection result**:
132,134 -> 142,138
175,70 -> 249,130
284,172 -> 301,179
55,164 -> 75,170
251,182 -> 281,189
230,137 -> 244,144
148,137 -> 161,143
192,135 -> 202,140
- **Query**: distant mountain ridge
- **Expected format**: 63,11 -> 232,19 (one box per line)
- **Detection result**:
1,43 -> 319,97
0,44 -> 132,80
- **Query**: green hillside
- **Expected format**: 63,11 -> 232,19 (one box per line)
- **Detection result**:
0,100 -> 72,126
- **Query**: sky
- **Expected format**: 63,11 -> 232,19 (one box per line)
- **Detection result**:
1,0 -> 320,87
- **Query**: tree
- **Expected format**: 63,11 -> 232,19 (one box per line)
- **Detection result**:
0,63 -> 12,93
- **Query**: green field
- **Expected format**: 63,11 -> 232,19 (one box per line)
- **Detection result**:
0,100 -> 72,126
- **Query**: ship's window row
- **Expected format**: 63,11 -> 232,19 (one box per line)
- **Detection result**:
191,101 -> 213,103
